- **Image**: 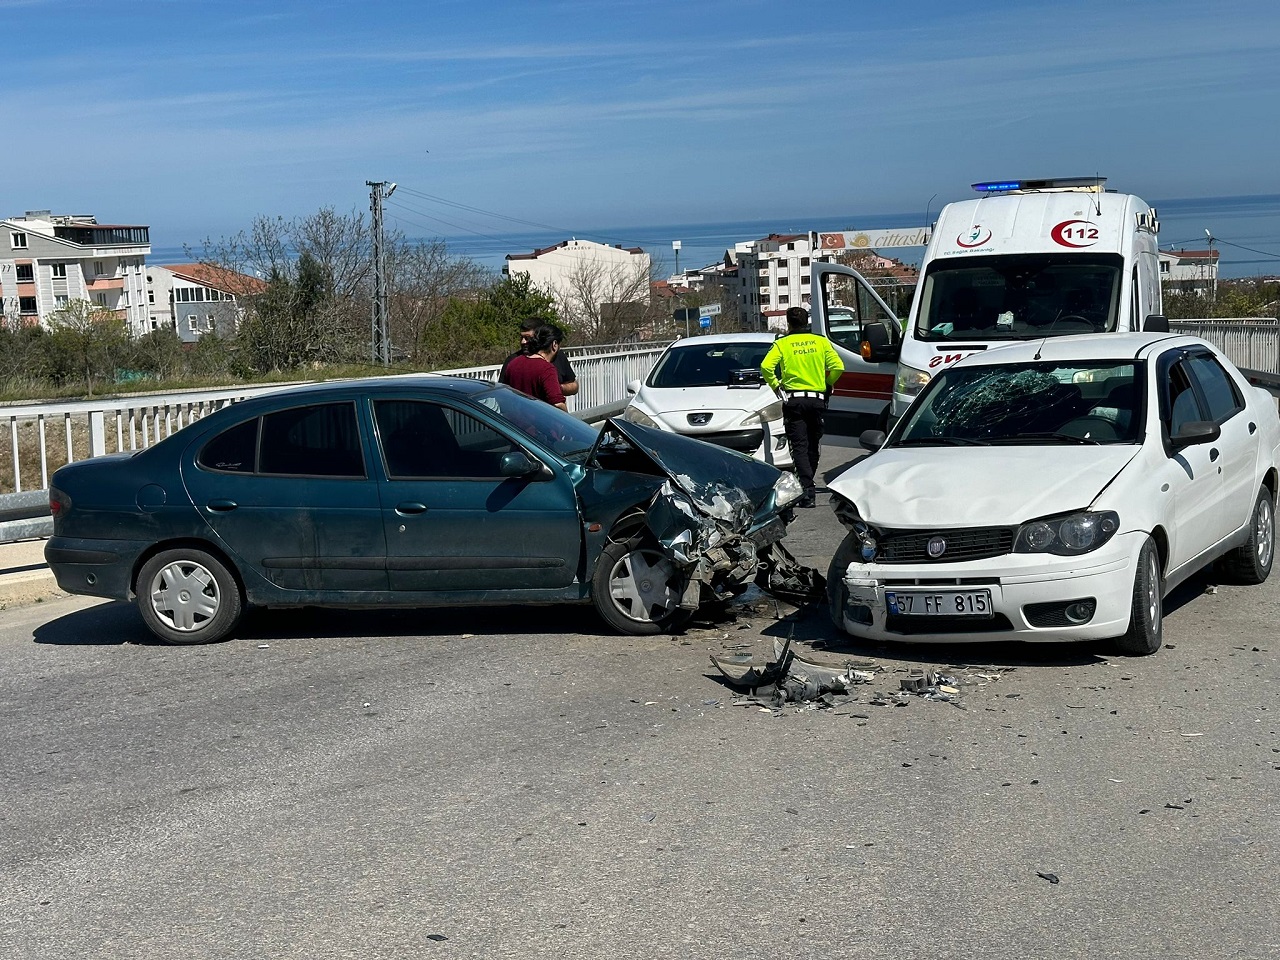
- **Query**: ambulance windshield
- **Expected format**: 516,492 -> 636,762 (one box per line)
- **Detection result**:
915,254 -> 1123,342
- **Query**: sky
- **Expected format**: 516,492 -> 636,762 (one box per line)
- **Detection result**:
3,0 -> 1278,256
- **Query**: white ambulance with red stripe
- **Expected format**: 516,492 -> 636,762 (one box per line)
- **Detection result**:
853,177 -> 1166,426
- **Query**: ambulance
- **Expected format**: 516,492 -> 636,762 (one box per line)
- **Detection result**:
823,177 -> 1167,427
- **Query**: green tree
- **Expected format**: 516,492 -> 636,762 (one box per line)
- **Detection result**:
46,300 -> 129,396
129,328 -> 185,382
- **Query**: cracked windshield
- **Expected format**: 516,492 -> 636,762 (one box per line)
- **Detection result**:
897,361 -> 1141,445
916,254 -> 1123,341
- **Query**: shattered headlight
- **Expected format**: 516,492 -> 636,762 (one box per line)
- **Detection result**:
833,494 -> 880,561
622,405 -> 658,429
773,471 -> 804,509
1015,510 -> 1119,556
744,400 -> 784,425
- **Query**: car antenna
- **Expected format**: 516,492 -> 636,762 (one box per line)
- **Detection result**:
1033,336 -> 1046,361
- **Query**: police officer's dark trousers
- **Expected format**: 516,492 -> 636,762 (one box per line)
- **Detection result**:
783,395 -> 826,499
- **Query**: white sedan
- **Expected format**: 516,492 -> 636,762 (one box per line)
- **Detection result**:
623,333 -> 791,467
827,333 -> 1279,655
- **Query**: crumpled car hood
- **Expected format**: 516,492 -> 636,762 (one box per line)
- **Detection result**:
598,418 -> 781,521
829,446 -> 1140,527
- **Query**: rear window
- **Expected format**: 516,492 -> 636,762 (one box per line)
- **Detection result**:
197,418 -> 258,473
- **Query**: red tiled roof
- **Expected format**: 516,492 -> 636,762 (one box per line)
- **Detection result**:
164,262 -> 268,294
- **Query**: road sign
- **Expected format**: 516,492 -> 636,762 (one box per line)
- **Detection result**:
698,303 -> 722,317
699,317 -> 711,329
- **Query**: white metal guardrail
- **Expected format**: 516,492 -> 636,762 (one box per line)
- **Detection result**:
1170,319 -> 1279,376
0,342 -> 670,540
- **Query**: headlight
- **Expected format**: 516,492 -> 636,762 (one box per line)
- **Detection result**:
744,400 -> 784,424
895,364 -> 932,398
622,405 -> 658,429
773,471 -> 804,509
1015,511 -> 1119,555
832,494 -> 881,560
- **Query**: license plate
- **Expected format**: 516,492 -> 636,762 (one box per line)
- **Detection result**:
885,589 -> 993,617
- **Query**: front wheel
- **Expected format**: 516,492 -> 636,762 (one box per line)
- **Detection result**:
1221,485 -> 1274,585
1114,537 -> 1162,656
136,548 -> 242,645
591,536 -> 692,635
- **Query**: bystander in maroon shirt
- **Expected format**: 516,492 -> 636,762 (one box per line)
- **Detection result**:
501,353 -> 565,406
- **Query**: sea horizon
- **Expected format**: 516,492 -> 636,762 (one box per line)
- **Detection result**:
152,192 -> 1280,281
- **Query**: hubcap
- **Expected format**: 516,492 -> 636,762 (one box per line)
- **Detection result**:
1145,552 -> 1161,629
150,560 -> 220,632
1256,497 -> 1274,569
609,549 -> 679,623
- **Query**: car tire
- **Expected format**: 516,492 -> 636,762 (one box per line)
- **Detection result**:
826,532 -> 860,630
136,548 -> 243,645
591,536 -> 692,635
1115,537 -> 1162,656
1221,485 -> 1274,585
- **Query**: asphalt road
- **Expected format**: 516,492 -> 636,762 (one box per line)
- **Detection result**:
1,434 -> 1277,960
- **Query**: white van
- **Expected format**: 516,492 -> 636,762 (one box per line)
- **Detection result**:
850,177 -> 1166,424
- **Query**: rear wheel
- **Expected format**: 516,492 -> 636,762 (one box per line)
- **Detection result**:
136,548 -> 242,645
1221,485 -> 1274,584
591,536 -> 692,635
1115,537 -> 1162,656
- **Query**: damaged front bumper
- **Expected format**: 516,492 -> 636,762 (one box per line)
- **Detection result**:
645,478 -> 823,608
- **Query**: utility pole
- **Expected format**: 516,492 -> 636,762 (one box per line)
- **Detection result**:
368,180 -> 396,364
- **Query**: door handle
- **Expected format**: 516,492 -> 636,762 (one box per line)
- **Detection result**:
395,502 -> 428,515
1209,448 -> 1220,462
206,499 -> 238,512
1249,421 -> 1257,434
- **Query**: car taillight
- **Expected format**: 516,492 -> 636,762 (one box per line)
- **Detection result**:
49,488 -> 71,518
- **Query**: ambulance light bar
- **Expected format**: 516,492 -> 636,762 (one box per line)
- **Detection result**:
972,177 -> 1107,194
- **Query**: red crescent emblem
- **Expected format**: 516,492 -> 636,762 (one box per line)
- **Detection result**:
1051,220 -> 1100,248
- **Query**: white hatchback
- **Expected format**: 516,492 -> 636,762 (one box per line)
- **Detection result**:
623,333 -> 791,467
827,333 -> 1280,655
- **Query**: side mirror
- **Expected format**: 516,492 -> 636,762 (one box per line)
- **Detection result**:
626,379 -> 642,395
860,323 -> 901,364
499,451 -> 544,477
1171,419 -> 1220,450
1143,314 -> 1170,333
859,429 -> 886,453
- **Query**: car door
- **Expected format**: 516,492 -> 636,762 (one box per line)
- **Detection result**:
371,398 -> 582,592
810,262 -> 900,421
1156,352 -> 1224,571
1182,350 -> 1257,545
183,400 -> 388,592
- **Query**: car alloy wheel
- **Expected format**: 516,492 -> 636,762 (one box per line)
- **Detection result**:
1223,485 -> 1275,585
1115,537 -> 1162,656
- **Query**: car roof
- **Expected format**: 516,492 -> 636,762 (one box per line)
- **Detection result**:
668,332 -> 775,348
957,332 -> 1208,367
227,373 -> 496,408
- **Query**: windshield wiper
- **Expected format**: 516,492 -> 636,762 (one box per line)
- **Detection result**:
988,432 -> 1101,445
894,435 -> 991,447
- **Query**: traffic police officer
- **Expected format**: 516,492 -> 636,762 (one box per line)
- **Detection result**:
760,306 -> 844,507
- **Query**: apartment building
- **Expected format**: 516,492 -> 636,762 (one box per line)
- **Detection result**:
1159,248 -> 1219,297
147,263 -> 264,342
504,238 -> 652,318
0,211 -> 151,333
